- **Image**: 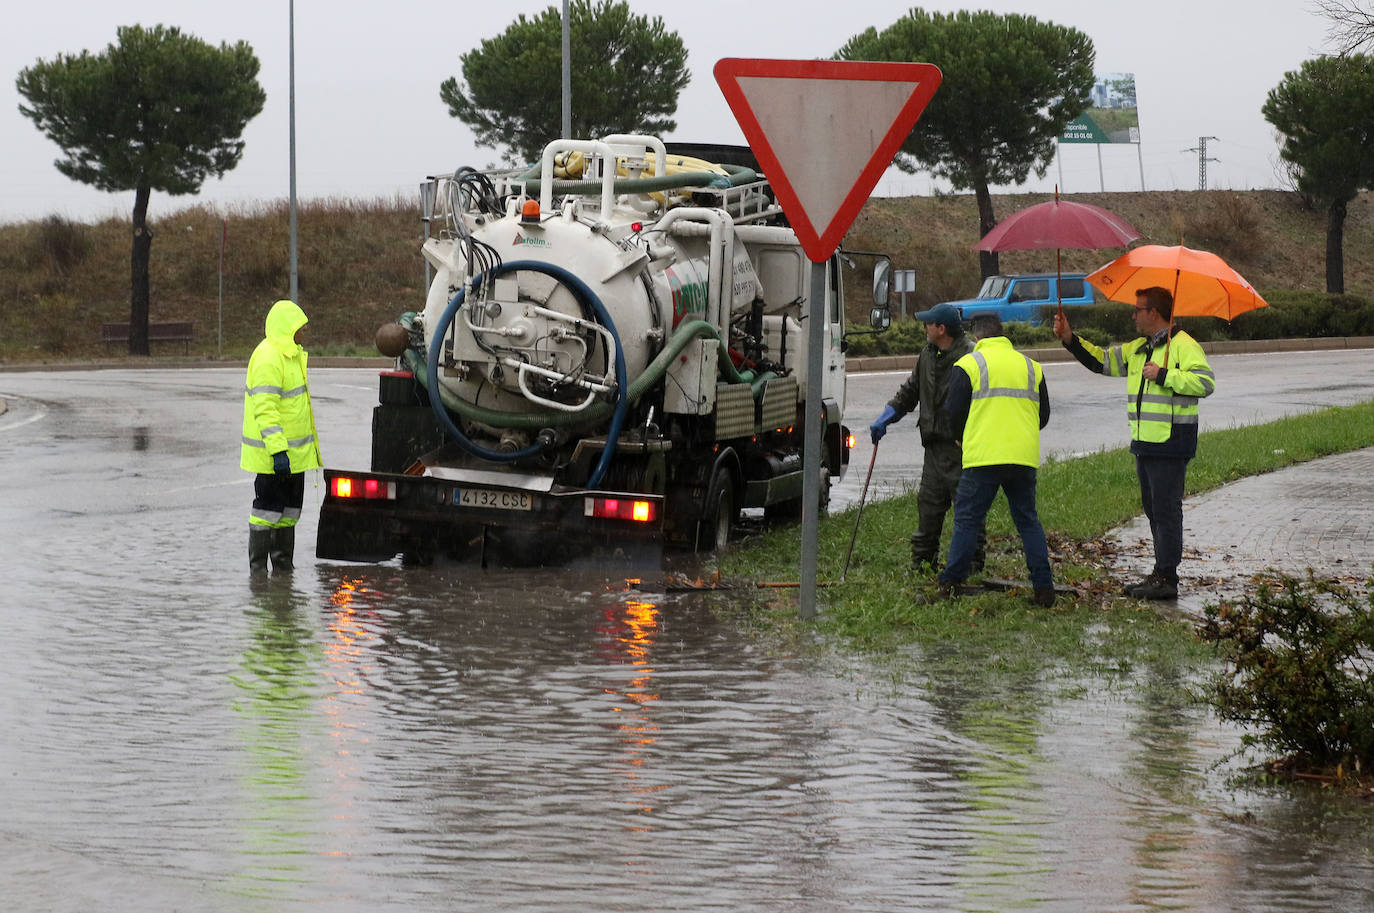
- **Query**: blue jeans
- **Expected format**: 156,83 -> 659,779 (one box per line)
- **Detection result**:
939,465 -> 1052,589
1135,455 -> 1188,582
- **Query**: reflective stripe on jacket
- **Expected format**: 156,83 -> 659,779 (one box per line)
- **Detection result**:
954,337 -> 1043,469
1076,330 -> 1215,444
240,300 -> 322,474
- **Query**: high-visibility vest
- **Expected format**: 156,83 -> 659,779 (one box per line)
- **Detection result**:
240,300 -> 322,475
954,337 -> 1042,469
1077,330 -> 1215,443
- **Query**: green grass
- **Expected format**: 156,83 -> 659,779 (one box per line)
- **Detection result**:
718,399 -> 1374,687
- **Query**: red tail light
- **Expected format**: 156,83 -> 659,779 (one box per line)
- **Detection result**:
845,432 -> 857,450
331,476 -> 396,500
585,497 -> 657,522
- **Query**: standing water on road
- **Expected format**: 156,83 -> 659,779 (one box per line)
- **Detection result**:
1,368 -> 1371,912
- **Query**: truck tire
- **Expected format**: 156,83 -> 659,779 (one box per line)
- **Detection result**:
765,470 -> 829,524
697,466 -> 736,553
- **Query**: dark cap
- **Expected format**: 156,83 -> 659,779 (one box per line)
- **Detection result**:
913,303 -> 962,328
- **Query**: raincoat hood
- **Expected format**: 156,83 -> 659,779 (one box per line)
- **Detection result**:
264,299 -> 308,348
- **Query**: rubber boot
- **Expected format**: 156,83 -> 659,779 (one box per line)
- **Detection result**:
269,526 -> 296,572
249,526 -> 272,573
911,540 -> 938,574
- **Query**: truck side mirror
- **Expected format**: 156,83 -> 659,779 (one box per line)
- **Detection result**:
869,306 -> 891,331
872,260 -> 891,307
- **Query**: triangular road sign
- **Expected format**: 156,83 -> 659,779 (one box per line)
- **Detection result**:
713,58 -> 941,262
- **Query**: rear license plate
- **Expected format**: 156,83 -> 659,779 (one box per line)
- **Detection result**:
455,487 -> 532,511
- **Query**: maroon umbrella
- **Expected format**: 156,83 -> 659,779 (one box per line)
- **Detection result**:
975,189 -> 1142,319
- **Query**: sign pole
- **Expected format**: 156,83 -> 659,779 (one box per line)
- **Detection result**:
713,58 -> 942,617
800,259 -> 826,619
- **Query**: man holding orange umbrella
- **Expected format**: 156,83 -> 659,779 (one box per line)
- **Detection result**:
1052,288 -> 1216,600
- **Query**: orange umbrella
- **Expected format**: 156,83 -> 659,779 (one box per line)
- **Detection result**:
1085,244 -> 1268,319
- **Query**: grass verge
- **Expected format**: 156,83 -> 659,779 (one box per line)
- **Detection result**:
717,400 -> 1374,683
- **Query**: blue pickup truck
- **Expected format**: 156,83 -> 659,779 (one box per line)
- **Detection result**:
941,272 -> 1098,325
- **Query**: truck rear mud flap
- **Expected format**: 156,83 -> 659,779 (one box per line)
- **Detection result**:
315,469 -> 664,569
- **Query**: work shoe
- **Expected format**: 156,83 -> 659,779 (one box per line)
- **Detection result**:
1121,576 -> 1153,596
1129,573 -> 1178,600
935,580 -> 982,598
1030,588 -> 1057,608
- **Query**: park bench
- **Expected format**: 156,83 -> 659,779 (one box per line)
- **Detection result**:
101,321 -> 195,354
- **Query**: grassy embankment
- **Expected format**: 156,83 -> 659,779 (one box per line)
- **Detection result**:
719,400 -> 1374,661
0,196 -> 422,362
2,188 -> 1371,363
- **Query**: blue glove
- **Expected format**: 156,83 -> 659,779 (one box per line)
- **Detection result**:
869,404 -> 900,444
272,451 -> 291,476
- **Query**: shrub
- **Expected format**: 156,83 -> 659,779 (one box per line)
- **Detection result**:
31,215 -> 91,274
1175,192 -> 1263,259
844,317 -> 926,356
1197,571 -> 1374,771
1230,290 -> 1374,339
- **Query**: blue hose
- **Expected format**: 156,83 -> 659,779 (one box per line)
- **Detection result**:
424,260 -> 629,488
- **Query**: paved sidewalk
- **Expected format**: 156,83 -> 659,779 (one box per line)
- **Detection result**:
1108,447 -> 1374,613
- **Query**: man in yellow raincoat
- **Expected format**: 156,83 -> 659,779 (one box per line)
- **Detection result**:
240,299 -> 322,572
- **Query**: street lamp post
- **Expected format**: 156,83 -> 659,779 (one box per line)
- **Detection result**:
288,0 -> 299,304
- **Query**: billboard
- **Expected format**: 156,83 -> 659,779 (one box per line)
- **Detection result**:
1060,73 -> 1139,145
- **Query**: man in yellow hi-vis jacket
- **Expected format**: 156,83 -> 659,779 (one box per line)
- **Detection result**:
1054,286 -> 1216,600
241,299 -> 322,572
937,313 -> 1055,607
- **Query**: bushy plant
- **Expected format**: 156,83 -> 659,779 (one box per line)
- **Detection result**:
1197,571 -> 1374,770
1229,290 -> 1374,338
844,317 -> 927,356
1171,192 -> 1263,259
31,215 -> 91,274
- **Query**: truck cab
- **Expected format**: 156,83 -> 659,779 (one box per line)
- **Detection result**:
941,272 -> 1097,325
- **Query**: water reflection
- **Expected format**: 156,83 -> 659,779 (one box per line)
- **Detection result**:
231,578 -> 322,900
596,595 -> 662,819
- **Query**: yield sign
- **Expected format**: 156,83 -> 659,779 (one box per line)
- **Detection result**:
713,58 -> 941,262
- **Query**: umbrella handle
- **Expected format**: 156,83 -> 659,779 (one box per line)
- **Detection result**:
1056,249 -> 1064,323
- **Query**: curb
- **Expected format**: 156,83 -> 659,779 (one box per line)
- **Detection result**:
846,335 -> 1374,373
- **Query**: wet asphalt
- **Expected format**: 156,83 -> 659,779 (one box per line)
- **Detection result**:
4,348 -> 1374,911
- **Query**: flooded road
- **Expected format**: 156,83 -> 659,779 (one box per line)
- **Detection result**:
2,365 -> 1372,912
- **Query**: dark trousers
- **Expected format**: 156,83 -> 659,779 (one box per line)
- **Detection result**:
911,439 -> 964,562
1135,455 -> 1188,581
939,464 -> 1052,589
252,472 -> 305,529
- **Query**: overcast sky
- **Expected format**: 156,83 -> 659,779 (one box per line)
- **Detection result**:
0,0 -> 1337,225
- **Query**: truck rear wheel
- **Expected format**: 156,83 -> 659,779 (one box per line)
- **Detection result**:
764,469 -> 829,525
697,466 -> 736,553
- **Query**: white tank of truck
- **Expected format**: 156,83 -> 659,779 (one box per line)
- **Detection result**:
316,134 -> 892,567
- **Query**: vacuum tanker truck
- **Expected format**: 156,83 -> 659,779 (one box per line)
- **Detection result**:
315,134 -> 891,566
